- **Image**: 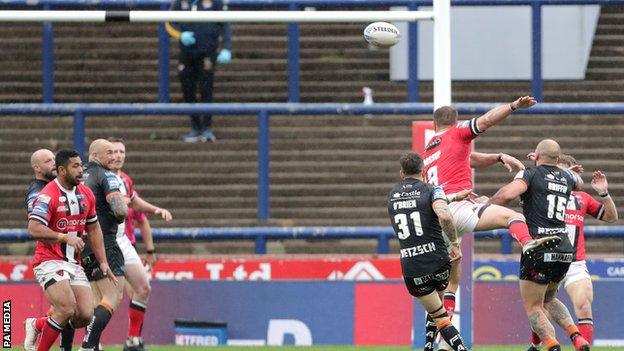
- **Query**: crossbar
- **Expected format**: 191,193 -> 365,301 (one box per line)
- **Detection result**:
0,10 -> 433,22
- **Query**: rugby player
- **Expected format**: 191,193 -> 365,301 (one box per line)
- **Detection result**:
388,152 -> 470,351
527,154 -> 617,350
490,139 -> 590,351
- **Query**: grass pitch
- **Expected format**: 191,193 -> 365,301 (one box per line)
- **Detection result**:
82,346 -> 624,351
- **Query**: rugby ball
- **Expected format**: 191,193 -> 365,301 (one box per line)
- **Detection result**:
364,22 -> 400,47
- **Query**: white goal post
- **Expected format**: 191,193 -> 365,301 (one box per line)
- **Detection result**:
0,0 -> 451,107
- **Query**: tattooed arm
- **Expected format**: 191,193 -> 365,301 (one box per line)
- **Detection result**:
106,191 -> 128,223
432,199 -> 461,262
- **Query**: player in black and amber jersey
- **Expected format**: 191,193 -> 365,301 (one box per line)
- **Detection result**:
490,140 -> 590,351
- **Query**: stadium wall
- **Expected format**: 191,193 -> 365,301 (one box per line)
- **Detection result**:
4,278 -> 624,346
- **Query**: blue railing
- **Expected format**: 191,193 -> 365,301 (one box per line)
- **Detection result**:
5,0 -> 624,103
2,226 -> 623,254
3,101 -> 624,224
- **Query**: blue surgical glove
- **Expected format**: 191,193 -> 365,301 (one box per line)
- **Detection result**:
217,49 -> 232,64
180,31 -> 196,46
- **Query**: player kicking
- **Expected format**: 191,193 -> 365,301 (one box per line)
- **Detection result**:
23,149 -> 117,351
421,96 -> 561,351
490,139 -> 590,351
388,153 -> 470,351
527,154 -> 617,351
109,137 -> 172,351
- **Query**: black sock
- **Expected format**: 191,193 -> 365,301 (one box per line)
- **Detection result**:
82,304 -> 113,349
439,324 -> 469,351
424,314 -> 437,351
60,320 -> 75,351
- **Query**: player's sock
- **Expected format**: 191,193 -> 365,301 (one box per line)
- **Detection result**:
443,292 -> 456,318
60,319 -> 75,351
82,303 -> 113,349
424,314 -> 437,351
578,318 -> 594,344
542,336 -> 561,351
568,325 -> 590,350
531,331 -> 542,347
508,218 -> 532,246
128,300 -> 147,337
436,318 -> 468,351
35,316 -> 48,332
37,317 -> 63,351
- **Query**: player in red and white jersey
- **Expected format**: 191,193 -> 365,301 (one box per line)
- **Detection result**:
528,154 -> 617,350
110,137 -> 172,351
422,96 -> 563,351
24,149 -> 117,351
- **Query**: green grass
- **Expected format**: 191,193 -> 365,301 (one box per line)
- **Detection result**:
74,346 -> 624,351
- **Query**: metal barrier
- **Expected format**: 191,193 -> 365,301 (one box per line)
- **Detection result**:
3,101 -> 624,221
4,0 -> 624,103
2,226 -> 623,254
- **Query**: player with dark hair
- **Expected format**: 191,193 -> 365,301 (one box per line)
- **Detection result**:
422,96 -> 561,351
490,140 -> 590,351
527,154 -> 617,351
23,149 -> 116,351
388,152 -> 470,351
80,139 -> 129,351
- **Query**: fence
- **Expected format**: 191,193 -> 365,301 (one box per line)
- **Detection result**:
4,0 -> 624,103
2,225 -> 624,254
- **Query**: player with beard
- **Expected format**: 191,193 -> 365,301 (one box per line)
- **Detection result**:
23,149 -> 116,351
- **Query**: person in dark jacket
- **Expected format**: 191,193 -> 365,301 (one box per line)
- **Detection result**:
166,0 -> 232,142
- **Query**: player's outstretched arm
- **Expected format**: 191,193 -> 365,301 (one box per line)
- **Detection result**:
592,171 -> 618,223
471,152 -> 525,172
432,199 -> 462,262
130,195 -> 173,221
489,179 -> 528,205
86,221 -> 119,285
476,96 -> 537,133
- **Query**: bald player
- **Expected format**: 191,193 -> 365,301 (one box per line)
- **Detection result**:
490,139 -> 589,351
79,139 -> 128,351
26,149 -> 57,215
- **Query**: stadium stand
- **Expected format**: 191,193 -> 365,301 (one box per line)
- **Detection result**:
0,6 -> 623,255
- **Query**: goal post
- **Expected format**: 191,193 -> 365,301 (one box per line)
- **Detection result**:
0,2 -> 451,107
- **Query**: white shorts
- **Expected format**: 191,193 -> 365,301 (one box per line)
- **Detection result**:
449,199 -> 489,237
561,260 -> 591,288
33,260 -> 90,289
117,234 -> 142,266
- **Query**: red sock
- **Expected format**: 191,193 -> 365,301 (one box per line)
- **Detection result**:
35,316 -> 48,332
531,331 -> 541,345
36,318 -> 62,351
509,219 -> 532,246
443,293 -> 456,319
578,319 -> 594,344
128,300 -> 147,337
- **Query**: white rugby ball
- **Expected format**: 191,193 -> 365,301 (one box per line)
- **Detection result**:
364,22 -> 400,47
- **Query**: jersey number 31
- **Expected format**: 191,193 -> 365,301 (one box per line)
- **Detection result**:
394,212 -> 424,239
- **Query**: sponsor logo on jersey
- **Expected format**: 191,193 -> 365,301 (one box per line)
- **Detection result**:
37,194 -> 51,204
544,253 -> 573,263
423,150 -> 441,166
537,227 -> 568,235
56,218 -> 86,231
392,189 -> 422,200
56,206 -> 67,212
58,196 -> 66,202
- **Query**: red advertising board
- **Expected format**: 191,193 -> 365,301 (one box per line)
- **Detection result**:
0,256 -> 403,282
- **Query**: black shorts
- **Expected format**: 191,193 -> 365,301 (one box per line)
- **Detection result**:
82,244 -> 125,282
520,252 -> 572,285
403,262 -> 451,297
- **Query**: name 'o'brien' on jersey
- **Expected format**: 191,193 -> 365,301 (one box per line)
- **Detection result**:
387,178 -> 450,278
421,118 -> 481,194
515,165 -> 578,255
